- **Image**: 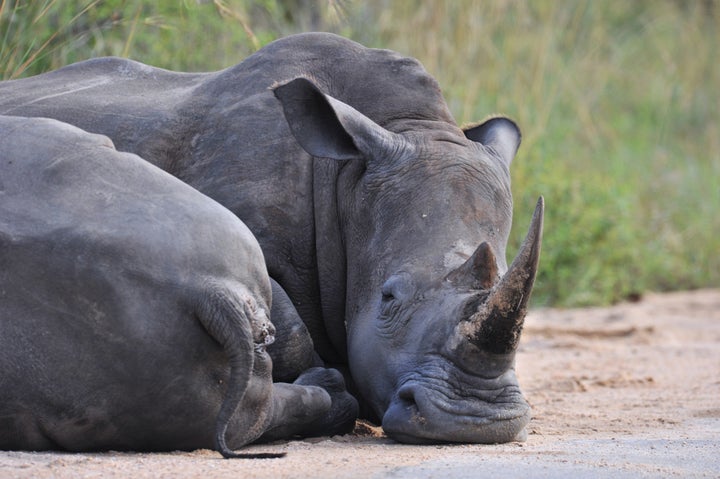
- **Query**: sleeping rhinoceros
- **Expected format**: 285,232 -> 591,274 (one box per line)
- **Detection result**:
0,115 -> 355,457
0,32 -> 543,444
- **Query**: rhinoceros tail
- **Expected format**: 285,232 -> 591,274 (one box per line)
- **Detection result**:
196,279 -> 285,459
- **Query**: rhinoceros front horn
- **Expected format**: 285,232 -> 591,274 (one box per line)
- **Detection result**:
460,197 -> 544,355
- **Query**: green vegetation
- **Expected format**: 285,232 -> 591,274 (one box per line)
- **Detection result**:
2,0 -> 718,306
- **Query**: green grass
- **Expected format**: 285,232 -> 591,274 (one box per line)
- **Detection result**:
358,1 -> 720,306
2,0 -> 718,306
0,0 -> 266,77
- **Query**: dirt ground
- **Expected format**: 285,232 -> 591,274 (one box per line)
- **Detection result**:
1,289 -> 718,478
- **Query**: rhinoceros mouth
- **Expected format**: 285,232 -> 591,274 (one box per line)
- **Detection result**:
380,379 -> 530,444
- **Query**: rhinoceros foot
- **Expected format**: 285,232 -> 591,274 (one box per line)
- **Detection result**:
293,367 -> 360,437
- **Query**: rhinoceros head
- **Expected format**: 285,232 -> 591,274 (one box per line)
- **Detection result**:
275,77 -> 543,444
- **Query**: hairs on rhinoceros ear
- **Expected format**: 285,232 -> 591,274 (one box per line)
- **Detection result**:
463,116 -> 521,167
273,77 -> 403,163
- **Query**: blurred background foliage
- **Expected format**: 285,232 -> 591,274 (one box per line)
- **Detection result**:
2,0 -> 718,306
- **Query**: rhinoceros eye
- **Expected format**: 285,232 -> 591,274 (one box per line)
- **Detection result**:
380,273 -> 413,308
381,283 -> 396,302
378,274 -> 414,334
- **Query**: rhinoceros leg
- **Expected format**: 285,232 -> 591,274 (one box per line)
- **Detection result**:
257,367 -> 359,442
267,278 -> 322,382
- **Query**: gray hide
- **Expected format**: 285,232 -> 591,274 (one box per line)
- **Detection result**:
0,33 -> 543,444
0,115 -> 354,456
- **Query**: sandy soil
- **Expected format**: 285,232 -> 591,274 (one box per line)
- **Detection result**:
1,289 -> 718,478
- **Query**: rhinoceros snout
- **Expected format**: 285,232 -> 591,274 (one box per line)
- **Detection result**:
381,382 -> 530,444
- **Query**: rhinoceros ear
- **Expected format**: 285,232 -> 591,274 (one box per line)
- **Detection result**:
273,77 -> 398,162
463,117 -> 521,166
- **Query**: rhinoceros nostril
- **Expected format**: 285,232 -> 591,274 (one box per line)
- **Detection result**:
398,386 -> 421,417
397,385 -> 415,404
396,386 -> 428,426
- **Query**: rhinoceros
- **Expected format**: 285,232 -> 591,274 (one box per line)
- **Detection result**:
0,115 -> 355,457
0,32 -> 543,444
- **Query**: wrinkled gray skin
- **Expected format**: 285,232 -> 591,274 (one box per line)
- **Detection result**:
0,115 -> 355,457
0,32 -> 544,444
